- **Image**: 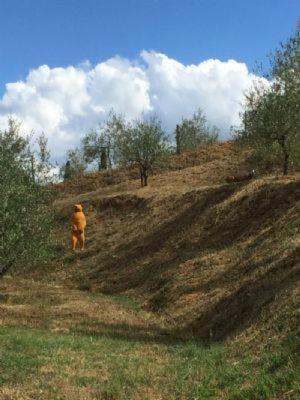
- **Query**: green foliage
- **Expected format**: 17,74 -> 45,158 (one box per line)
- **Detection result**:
81,116 -> 113,171
113,115 -> 170,186
62,112 -> 124,178
0,118 -> 55,277
36,132 -> 53,183
60,147 -> 87,180
62,160 -> 72,181
176,108 -> 219,154
82,129 -> 109,171
236,27 -> 300,174
30,132 -> 55,184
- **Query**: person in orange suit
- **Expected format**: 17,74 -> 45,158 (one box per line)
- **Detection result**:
71,204 -> 87,250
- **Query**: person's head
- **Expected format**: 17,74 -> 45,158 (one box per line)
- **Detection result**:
74,204 -> 83,212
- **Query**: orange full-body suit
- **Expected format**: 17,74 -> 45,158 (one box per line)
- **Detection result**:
71,204 -> 87,250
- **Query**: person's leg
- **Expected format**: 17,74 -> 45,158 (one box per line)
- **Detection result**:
79,231 -> 85,250
71,232 -> 78,250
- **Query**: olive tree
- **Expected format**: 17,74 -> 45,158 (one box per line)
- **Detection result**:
175,108 -> 219,154
60,147 -> 87,181
81,111 -> 127,171
113,116 -> 169,186
82,127 -> 111,171
30,132 -> 54,184
82,130 -> 109,171
236,27 -> 300,175
0,118 -> 55,277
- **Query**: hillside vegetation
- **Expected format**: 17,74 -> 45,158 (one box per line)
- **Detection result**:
1,141 -> 299,399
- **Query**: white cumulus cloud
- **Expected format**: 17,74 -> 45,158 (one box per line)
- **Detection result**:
0,51 -> 266,162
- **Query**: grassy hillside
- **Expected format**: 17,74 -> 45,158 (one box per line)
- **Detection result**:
1,141 -> 299,399
56,142 -> 299,340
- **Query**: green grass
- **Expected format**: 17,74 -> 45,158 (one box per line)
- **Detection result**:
110,294 -> 142,311
166,336 -> 300,399
0,326 -> 299,399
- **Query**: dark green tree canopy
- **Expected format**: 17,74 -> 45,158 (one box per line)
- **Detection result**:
82,128 -> 111,171
0,118 -> 55,277
176,108 -> 219,154
112,115 -> 169,186
60,147 -> 87,181
236,27 -> 300,175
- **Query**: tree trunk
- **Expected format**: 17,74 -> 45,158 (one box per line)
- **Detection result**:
279,135 -> 289,175
283,148 -> 289,175
64,160 -> 71,181
30,155 -> 35,183
144,171 -> 148,186
139,166 -> 148,187
107,145 -> 112,168
0,260 -> 14,278
176,125 -> 181,155
139,166 -> 144,187
140,172 -> 143,187
100,147 -> 107,170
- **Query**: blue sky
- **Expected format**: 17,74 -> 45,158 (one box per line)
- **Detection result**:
0,0 -> 298,160
0,0 -> 298,93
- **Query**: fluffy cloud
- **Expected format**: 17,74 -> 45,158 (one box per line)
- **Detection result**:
0,51 -> 265,161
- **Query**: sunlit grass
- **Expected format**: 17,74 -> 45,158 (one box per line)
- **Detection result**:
0,326 -> 299,399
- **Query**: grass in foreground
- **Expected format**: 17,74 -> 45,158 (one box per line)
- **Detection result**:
0,324 -> 299,400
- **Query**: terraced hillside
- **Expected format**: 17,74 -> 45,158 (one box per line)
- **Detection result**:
56,142 -> 299,341
1,141 -> 299,399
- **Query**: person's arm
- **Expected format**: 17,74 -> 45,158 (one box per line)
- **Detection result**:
82,214 -> 87,229
72,214 -> 78,231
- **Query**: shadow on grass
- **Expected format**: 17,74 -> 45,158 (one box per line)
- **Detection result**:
90,183 -> 239,290
86,179 -> 299,342
183,246 -> 300,340
68,318 -> 205,346
92,180 -> 299,291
